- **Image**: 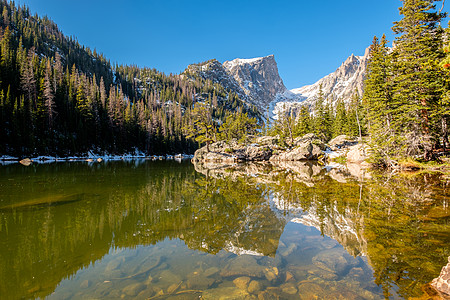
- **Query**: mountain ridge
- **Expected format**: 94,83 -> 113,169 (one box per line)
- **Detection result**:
184,49 -> 370,120
291,47 -> 370,107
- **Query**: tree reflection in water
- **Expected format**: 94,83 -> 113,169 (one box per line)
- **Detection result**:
0,160 -> 448,299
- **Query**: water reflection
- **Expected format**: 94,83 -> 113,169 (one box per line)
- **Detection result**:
0,160 -> 448,299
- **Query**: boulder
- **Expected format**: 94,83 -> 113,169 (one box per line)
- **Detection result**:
295,133 -> 327,150
271,142 -> 323,161
254,135 -> 279,146
328,135 -> 357,151
431,257 -> 450,298
245,145 -> 272,161
346,144 -> 370,164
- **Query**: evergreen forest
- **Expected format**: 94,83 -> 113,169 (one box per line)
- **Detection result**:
272,0 -> 450,166
0,0 -> 259,156
1,0 -> 450,166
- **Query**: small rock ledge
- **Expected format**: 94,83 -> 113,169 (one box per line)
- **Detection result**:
192,134 -> 368,166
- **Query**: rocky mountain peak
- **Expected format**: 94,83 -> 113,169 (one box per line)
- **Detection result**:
184,55 -> 300,115
222,54 -> 288,108
291,47 -> 370,107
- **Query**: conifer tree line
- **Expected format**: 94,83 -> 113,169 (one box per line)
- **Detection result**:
272,0 -> 449,165
270,86 -> 365,146
0,0 -> 258,156
363,0 -> 450,164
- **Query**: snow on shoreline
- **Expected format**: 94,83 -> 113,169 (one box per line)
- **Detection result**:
0,153 -> 194,165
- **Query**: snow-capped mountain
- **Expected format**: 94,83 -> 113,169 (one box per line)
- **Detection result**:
184,55 -> 304,118
291,47 -> 370,107
184,48 -> 370,119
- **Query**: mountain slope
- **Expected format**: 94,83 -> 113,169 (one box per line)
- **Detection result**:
185,55 -> 303,118
0,1 -> 257,156
291,47 -> 370,107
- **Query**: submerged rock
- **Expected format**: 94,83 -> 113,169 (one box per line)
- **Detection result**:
233,276 -> 251,290
187,274 -> 215,290
312,248 -> 359,276
298,282 -> 325,299
220,255 -> 266,278
247,280 -> 262,294
201,286 -> 251,299
280,282 -> 298,295
122,282 -> 146,296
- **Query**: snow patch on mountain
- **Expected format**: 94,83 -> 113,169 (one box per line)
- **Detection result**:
290,48 -> 370,108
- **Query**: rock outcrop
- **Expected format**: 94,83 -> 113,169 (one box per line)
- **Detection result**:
291,47 -> 370,108
192,133 -> 374,168
431,257 -> 450,299
328,135 -> 357,151
223,55 -> 292,108
184,55 -> 303,116
192,134 -> 327,164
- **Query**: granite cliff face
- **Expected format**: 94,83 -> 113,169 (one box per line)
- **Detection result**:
184,55 -> 301,116
222,55 -> 293,108
184,49 -> 370,118
291,47 -> 370,107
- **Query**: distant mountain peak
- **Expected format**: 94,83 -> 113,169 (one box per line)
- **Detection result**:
184,54 -> 302,116
223,54 -> 275,68
291,47 -> 370,107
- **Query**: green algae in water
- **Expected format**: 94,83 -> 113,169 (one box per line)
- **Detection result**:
0,160 -> 448,299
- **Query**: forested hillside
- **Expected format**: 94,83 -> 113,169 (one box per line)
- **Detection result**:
0,0 -> 259,156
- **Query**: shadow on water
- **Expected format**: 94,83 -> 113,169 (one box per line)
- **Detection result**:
0,160 -> 448,299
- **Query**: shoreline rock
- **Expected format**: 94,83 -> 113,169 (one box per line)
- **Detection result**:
431,257 -> 450,298
1,153 -> 194,165
192,134 -> 369,167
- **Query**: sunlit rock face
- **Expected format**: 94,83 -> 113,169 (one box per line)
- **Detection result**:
291,47 -> 370,107
432,257 -> 450,298
184,49 -> 371,119
223,55 -> 293,108
184,55 -> 303,117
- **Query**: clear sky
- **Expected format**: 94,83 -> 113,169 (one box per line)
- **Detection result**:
16,0 -> 411,89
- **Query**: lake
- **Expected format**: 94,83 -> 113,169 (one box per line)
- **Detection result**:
0,160 -> 448,299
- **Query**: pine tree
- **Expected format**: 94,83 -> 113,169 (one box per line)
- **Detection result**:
363,35 -> 397,164
294,105 -> 311,137
332,100 -> 347,138
43,60 -> 55,130
184,102 -> 216,152
391,0 -> 445,159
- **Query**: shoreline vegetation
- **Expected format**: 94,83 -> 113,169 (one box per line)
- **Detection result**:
191,133 -> 450,175
4,132 -> 448,174
0,1 -> 449,169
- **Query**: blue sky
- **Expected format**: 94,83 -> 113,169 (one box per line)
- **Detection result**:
17,0 -> 406,89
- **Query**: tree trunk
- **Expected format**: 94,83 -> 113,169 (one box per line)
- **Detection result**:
356,108 -> 362,141
443,116 -> 449,152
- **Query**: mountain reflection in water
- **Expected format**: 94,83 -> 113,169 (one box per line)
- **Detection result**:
0,160 -> 448,299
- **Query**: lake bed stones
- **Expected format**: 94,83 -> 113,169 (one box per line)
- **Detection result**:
233,276 -> 251,290
311,248 -> 359,276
